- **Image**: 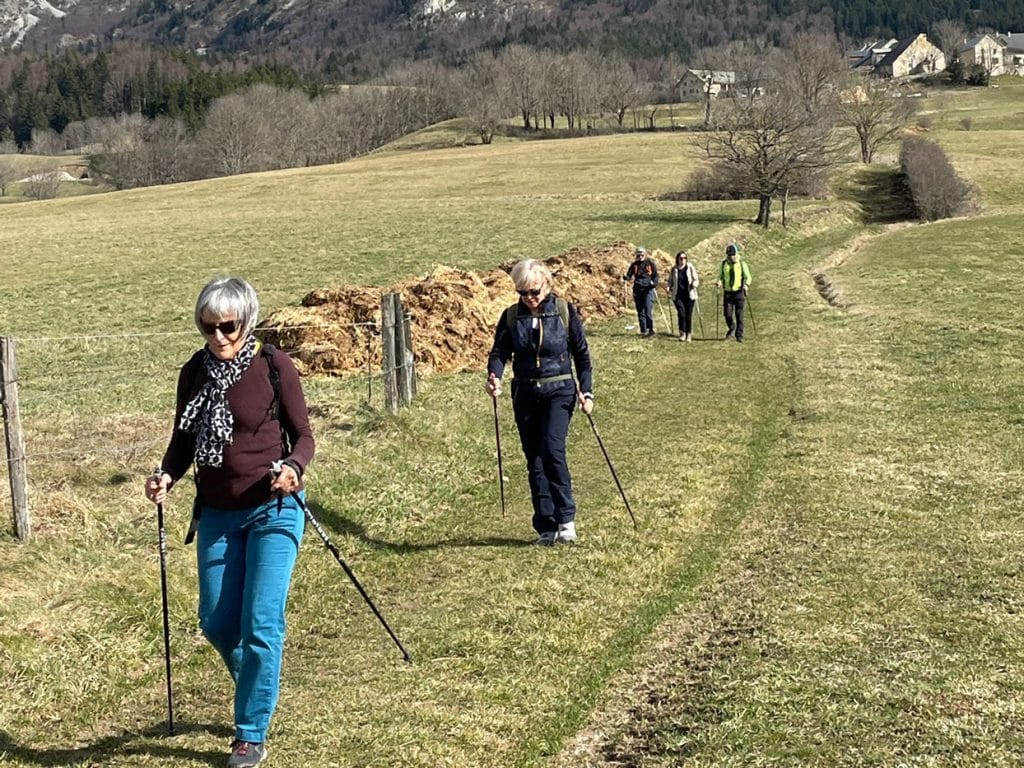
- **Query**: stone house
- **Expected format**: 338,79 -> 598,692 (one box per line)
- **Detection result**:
874,34 -> 946,78
958,34 -> 1007,75
848,35 -> 945,78
994,33 -> 1024,75
677,69 -> 735,101
847,39 -> 899,71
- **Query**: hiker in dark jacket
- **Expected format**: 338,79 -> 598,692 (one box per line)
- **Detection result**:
667,251 -> 700,342
486,259 -> 593,545
144,276 -> 314,768
623,246 -> 659,337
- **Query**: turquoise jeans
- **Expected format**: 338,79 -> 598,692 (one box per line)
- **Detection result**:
196,493 -> 305,743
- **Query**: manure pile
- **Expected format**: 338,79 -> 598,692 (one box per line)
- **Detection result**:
260,242 -> 670,375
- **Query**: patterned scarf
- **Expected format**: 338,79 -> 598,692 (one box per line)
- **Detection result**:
179,334 -> 258,467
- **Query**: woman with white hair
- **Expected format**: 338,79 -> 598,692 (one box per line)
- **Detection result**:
486,259 -> 594,545
144,276 -> 314,767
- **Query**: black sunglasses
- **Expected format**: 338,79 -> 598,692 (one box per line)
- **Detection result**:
200,319 -> 240,336
517,288 -> 542,297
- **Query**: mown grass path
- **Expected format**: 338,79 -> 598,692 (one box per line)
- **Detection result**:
554,194 -> 1024,765
4,82 -> 1024,766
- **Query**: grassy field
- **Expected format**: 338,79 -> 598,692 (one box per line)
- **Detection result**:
2,80 -> 1024,767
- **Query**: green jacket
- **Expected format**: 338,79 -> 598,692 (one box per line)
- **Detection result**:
718,259 -> 751,292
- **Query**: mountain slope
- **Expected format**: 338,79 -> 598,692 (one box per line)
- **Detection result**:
2,0 -> 1024,76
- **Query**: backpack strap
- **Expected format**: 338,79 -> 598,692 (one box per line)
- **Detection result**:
261,343 -> 292,456
505,298 -> 570,330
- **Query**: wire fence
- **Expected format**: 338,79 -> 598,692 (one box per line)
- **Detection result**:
0,308 -> 417,522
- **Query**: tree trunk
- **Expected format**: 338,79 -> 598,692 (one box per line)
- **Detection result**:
781,188 -> 789,227
755,194 -> 772,227
860,132 -> 871,164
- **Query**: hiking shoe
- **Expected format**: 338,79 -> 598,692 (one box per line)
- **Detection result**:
678,333 -> 685,341
724,328 -> 734,340
534,531 -> 556,546
556,522 -> 578,544
227,741 -> 268,767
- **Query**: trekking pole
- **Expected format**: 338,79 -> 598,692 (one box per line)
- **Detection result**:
277,474 -> 412,664
150,469 -> 175,735
745,290 -> 757,336
584,412 -> 638,530
695,297 -> 706,339
654,290 -> 672,335
715,287 -> 720,338
491,395 -> 506,517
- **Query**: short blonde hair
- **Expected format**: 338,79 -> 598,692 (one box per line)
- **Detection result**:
509,259 -> 553,292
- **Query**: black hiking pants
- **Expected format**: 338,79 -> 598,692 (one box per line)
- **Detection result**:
723,290 -> 745,340
674,295 -> 694,334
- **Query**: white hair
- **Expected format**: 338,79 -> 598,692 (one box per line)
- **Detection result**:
194,277 -> 260,337
509,259 -> 553,291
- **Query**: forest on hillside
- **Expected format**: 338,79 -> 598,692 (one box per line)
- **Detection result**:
9,0 -> 1024,82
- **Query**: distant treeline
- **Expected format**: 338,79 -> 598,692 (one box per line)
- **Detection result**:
0,43 -> 318,146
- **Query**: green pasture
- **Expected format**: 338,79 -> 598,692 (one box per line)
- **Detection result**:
2,81 -> 1024,767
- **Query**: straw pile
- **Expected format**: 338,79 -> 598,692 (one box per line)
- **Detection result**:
260,241 -> 671,375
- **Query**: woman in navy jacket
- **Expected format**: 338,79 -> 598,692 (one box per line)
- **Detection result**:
486,259 -> 593,545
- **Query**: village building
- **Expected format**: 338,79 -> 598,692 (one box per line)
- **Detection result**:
958,34 -> 1007,75
848,34 -> 945,79
874,34 -> 946,78
677,69 -> 735,101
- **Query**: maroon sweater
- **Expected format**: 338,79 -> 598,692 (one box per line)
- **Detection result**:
161,345 -> 315,510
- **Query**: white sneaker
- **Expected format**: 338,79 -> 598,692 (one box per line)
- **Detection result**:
556,522 -> 578,544
534,531 -> 556,546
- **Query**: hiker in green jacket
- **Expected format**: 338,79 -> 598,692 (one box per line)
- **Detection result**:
716,243 -> 751,342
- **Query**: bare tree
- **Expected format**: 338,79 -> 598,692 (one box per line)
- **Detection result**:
196,86 -> 277,176
694,78 -> 844,227
383,60 -> 460,129
21,167 -> 61,200
595,52 -> 646,127
536,50 -> 561,129
550,51 -> 595,131
461,52 -> 505,144
497,44 -> 542,130
931,19 -> 969,62
836,77 -> 916,163
724,37 -> 775,100
689,48 -> 725,128
785,32 -> 849,112
28,128 -> 65,155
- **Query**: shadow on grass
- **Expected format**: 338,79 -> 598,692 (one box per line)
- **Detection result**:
586,209 -> 743,225
844,166 -> 917,224
0,722 -> 232,767
305,499 -> 532,553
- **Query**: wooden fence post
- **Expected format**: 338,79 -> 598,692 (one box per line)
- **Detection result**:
392,294 -> 415,407
381,294 -> 399,414
402,309 -> 417,399
0,337 -> 30,542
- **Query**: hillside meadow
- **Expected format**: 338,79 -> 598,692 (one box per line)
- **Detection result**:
1,79 -> 1024,767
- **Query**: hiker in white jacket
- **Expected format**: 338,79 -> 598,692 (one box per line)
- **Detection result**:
667,251 -> 699,342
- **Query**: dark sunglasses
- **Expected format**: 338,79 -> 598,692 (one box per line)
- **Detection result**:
517,288 -> 542,297
200,319 -> 240,336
